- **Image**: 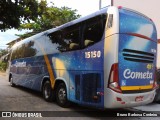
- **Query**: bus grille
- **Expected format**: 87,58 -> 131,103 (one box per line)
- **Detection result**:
122,49 -> 154,63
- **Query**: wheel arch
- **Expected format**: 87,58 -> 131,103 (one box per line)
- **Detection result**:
9,73 -> 12,82
41,76 -> 50,92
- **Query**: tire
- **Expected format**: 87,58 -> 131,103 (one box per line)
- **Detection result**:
10,77 -> 15,87
56,83 -> 70,107
154,89 -> 160,102
42,81 -> 54,102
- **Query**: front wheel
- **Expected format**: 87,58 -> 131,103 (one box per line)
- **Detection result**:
56,83 -> 70,107
42,81 -> 54,102
10,77 -> 15,87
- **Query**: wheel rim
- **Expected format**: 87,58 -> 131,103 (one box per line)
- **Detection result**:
58,88 -> 66,103
44,84 -> 51,99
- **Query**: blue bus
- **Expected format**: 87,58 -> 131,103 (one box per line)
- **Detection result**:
154,42 -> 160,102
8,6 -> 158,108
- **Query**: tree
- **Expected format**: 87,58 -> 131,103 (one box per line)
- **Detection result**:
17,2 -> 81,37
0,49 -> 8,58
0,0 -> 46,31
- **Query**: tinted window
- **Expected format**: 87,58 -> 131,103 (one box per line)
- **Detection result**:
63,24 -> 80,51
11,41 -> 37,60
83,14 -> 107,48
24,41 -> 37,58
47,14 -> 107,51
48,24 -> 80,52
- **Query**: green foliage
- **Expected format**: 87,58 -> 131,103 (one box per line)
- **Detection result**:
0,0 -> 46,31
0,49 -> 8,58
0,61 -> 7,71
17,2 -> 81,39
0,0 -> 81,40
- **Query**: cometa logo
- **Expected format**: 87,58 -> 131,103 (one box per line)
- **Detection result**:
123,69 -> 153,79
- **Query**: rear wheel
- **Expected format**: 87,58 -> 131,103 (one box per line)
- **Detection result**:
42,81 -> 54,102
56,83 -> 70,107
10,77 -> 15,87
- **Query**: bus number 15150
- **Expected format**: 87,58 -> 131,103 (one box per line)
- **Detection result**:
85,51 -> 101,58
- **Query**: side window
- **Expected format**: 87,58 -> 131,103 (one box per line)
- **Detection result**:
83,14 -> 107,48
48,24 -> 80,52
23,41 -> 37,58
63,24 -> 80,51
48,31 -> 66,52
11,46 -> 23,61
10,50 -> 14,61
47,31 -> 63,52
11,41 -> 37,61
5,52 -> 11,62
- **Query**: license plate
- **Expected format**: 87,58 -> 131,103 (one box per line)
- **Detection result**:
135,96 -> 144,102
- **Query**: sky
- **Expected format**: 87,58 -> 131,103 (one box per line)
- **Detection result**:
0,29 -> 31,49
0,0 -> 159,49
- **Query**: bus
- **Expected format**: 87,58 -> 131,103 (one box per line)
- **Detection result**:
154,41 -> 160,101
8,6 -> 158,109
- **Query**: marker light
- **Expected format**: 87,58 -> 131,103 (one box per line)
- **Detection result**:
118,6 -> 123,9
